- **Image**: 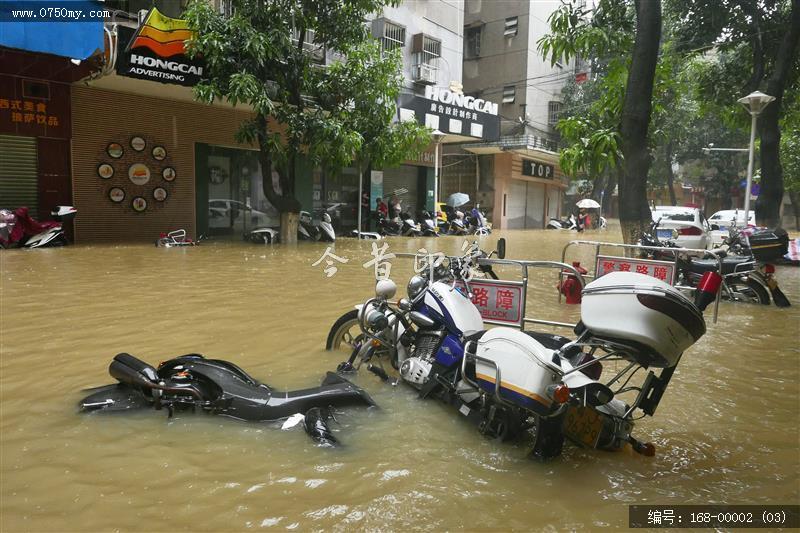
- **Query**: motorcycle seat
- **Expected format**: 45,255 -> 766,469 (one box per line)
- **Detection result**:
689,256 -> 755,275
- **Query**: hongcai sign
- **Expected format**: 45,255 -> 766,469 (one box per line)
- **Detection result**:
116,8 -> 203,87
400,86 -> 500,141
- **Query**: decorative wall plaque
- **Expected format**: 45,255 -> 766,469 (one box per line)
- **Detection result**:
109,187 -> 125,203
152,146 -> 167,161
107,142 -> 124,159
153,187 -> 168,202
128,163 -> 151,185
131,196 -> 147,212
98,163 -> 114,179
162,167 -> 176,182
130,136 -> 146,152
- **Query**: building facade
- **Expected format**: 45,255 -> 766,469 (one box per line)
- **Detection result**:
450,0 -> 583,229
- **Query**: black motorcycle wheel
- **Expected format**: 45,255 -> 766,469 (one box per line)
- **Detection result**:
325,309 -> 363,351
725,278 -> 770,305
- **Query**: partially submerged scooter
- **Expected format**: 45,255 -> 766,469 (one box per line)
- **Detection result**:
0,206 -> 76,248
79,353 -> 376,446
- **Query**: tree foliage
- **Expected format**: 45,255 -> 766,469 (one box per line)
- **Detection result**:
183,0 -> 429,233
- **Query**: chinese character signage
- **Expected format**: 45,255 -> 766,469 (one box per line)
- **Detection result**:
595,255 -> 675,285
399,88 -> 501,142
458,279 -> 525,326
0,75 -> 68,138
115,9 -> 203,87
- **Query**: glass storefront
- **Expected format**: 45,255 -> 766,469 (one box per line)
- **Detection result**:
195,143 -> 279,239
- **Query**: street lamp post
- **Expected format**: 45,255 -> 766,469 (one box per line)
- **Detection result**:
737,90 -> 775,225
431,129 -> 445,215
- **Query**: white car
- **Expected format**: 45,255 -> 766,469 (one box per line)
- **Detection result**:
708,209 -> 756,247
650,206 -> 710,250
208,199 -> 279,235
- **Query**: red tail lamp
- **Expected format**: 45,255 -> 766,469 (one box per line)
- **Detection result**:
678,226 -> 703,235
764,264 -> 775,274
552,384 -> 570,404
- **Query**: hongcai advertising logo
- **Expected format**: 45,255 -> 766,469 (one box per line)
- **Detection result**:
117,7 -> 203,87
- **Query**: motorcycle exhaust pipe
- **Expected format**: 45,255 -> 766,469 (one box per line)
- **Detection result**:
694,271 -> 722,312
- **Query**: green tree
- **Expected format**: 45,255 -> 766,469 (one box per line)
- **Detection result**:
184,0 -> 429,243
540,0 -> 663,244
666,0 -> 800,227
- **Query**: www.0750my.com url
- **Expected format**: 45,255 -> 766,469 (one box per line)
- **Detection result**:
0,2 -> 111,21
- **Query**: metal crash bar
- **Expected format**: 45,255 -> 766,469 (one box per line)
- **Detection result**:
560,240 -> 723,323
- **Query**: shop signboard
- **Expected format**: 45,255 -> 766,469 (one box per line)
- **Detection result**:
399,86 -> 500,142
116,8 -> 203,87
595,255 -> 676,285
522,159 -> 555,179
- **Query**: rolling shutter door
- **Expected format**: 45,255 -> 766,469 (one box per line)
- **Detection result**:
0,135 -> 38,218
506,179 -> 526,229
525,182 -> 545,228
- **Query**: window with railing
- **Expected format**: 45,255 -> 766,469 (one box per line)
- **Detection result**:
502,85 -> 516,104
548,101 -> 562,126
381,21 -> 406,52
412,33 -> 441,85
465,26 -> 481,58
504,16 -> 518,37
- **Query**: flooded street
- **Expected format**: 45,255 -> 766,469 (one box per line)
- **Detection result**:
1,226 -> 798,531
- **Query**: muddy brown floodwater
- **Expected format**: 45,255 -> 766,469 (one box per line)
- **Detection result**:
1,224 -> 798,531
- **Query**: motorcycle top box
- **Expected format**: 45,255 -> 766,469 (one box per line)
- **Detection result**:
580,272 -> 706,368
748,227 -> 789,262
473,328 -> 563,416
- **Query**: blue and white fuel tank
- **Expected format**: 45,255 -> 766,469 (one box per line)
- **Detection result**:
422,281 -> 484,336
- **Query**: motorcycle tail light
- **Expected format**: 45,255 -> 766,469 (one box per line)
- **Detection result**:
552,384 -> 570,404
677,226 -> 702,236
764,264 -> 775,274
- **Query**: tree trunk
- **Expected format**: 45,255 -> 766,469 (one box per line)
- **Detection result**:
755,0 -> 800,228
255,114 -> 301,243
665,141 -> 677,206
603,173 -> 616,216
618,0 -> 662,243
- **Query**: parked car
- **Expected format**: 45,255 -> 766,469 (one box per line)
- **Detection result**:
208,199 -> 278,235
650,206 -> 710,250
708,209 -> 756,247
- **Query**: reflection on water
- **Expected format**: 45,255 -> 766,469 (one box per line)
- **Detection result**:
1,225 -> 798,531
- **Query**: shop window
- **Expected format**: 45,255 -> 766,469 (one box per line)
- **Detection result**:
465,26 -> 481,58
502,85 -> 516,104
504,17 -> 518,37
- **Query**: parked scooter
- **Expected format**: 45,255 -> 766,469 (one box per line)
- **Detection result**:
0,206 -> 76,249
466,206 -> 491,235
447,210 -> 469,235
418,211 -> 439,236
546,214 -> 579,231
79,353 -> 375,446
298,210 -> 336,242
326,242 -> 721,459
640,220 -> 790,307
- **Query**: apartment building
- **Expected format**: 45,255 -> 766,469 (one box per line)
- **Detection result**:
442,0 -> 583,229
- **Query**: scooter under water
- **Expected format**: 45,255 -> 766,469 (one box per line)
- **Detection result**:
0,206 -> 76,248
79,353 -> 376,445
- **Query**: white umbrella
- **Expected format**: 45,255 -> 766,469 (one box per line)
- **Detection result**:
576,198 -> 601,209
447,192 -> 470,207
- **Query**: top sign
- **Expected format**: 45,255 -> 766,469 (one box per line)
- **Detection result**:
116,8 -> 204,87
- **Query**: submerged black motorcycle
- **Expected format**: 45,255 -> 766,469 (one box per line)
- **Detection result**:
79,353 -> 376,446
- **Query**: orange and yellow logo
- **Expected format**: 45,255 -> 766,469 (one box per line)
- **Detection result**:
129,8 -> 194,58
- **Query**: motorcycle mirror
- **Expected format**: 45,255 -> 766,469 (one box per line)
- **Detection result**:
496,238 -> 506,259
398,298 -> 411,311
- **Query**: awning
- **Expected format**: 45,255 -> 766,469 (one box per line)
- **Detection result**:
0,1 -> 104,59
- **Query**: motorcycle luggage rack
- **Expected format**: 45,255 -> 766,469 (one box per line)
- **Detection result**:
560,240 -> 724,323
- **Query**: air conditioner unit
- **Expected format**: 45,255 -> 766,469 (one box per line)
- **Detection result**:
413,63 -> 437,85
